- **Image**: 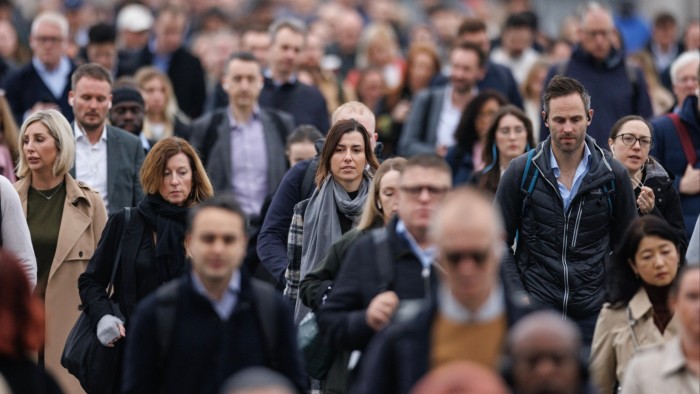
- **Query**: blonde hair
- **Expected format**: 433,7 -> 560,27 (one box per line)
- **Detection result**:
0,95 -> 19,161
134,66 -> 187,140
357,157 -> 407,230
16,109 -> 75,178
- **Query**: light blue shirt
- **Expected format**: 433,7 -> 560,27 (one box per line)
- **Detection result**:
32,56 -> 71,99
191,270 -> 241,320
438,283 -> 505,323
395,219 -> 436,271
549,144 -> 591,212
228,106 -> 268,218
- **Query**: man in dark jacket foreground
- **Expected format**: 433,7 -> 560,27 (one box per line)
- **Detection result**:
494,76 -> 637,349
121,196 -> 305,394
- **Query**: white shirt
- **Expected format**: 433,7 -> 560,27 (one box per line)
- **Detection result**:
0,175 -> 37,288
74,123 -> 109,211
438,282 -> 506,323
435,86 -> 462,148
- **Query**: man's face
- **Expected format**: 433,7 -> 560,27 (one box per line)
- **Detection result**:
653,23 -> 677,47
268,27 -> 304,79
511,331 -> 581,394
187,207 -> 248,285
155,13 -> 185,54
672,269 -> 700,341
110,100 -> 144,134
544,93 -> 591,156
449,48 -> 483,94
86,43 -> 117,72
458,30 -> 490,54
30,21 -> 67,69
672,60 -> 699,106
503,27 -> 532,57
222,59 -> 263,110
334,109 -> 377,149
579,9 -> 614,60
397,166 -> 451,239
70,76 -> 112,133
241,31 -> 271,67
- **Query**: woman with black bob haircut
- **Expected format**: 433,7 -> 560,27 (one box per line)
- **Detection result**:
590,215 -> 685,394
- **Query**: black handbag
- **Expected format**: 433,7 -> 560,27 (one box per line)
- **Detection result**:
298,311 -> 335,379
61,208 -> 131,394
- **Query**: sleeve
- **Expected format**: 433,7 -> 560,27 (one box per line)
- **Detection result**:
686,217 -> 700,264
493,158 -> 527,298
349,326 -> 397,394
504,67 -> 524,109
633,67 -> 653,119
655,182 -> 688,253
619,356 -> 644,394
610,163 -> 639,249
589,307 -> 619,394
132,142 -> 146,206
1,176 -> 37,288
3,68 -> 25,124
397,91 -> 437,157
273,292 -> 308,392
257,161 -> 308,285
121,296 -> 159,394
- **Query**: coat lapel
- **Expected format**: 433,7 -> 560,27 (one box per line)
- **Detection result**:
49,176 -> 91,280
106,126 -> 118,204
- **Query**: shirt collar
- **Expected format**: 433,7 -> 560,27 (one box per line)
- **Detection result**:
395,219 -> 436,269
549,141 -> 591,174
73,122 -> 108,142
263,68 -> 297,86
32,56 -> 70,74
191,269 -> 241,301
438,282 -> 505,323
227,105 -> 261,128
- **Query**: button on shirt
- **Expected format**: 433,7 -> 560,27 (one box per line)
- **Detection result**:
191,270 -> 241,320
229,107 -> 268,218
74,124 -> 109,211
550,144 -> 591,212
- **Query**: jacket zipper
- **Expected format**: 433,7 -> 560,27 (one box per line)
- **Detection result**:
571,198 -> 584,247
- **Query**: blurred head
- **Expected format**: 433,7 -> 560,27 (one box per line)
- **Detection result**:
670,51 -> 700,106
484,105 -> 535,167
521,59 -> 550,101
449,42 -> 485,95
683,20 -> 700,51
0,20 -> 19,60
140,137 -> 213,206
652,12 -> 678,48
542,76 -> 592,156
455,90 -> 508,151
331,101 -> 377,148
670,266 -> 700,341
17,109 -> 75,179
222,52 -> 264,111
578,3 -> 615,61
86,22 -> 117,72
285,125 -> 323,167
457,17 -> 490,54
507,311 -> 583,394
219,366 -> 296,394
268,18 -> 307,81
0,95 -> 19,160
69,63 -> 113,134
0,250 -> 45,358
241,27 -> 271,68
116,4 -> 154,51
315,119 -> 379,191
30,11 -> 69,70
355,68 -> 386,110
608,115 -> 653,173
405,42 -> 441,93
334,10 -> 363,54
186,195 -> 247,288
358,157 -> 407,229
356,22 -> 399,69
412,361 -> 508,394
135,66 -> 179,120
109,87 -> 145,135
431,187 -> 503,310
154,5 -> 187,55
501,13 -> 535,58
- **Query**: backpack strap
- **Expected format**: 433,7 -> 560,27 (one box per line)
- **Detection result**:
666,113 -> 697,166
301,158 -> 320,199
515,149 -> 539,247
371,227 -> 394,291
418,90 -> 435,144
251,280 -> 281,370
155,279 -> 181,384
266,110 -> 291,150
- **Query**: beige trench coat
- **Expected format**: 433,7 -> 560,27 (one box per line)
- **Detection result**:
16,174 -> 107,394
589,287 -> 680,394
621,337 -> 700,394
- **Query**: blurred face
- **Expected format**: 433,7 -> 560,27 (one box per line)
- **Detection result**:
458,30 -> 490,54
544,94 -> 591,156
476,99 -> 501,139
630,235 -> 680,287
378,169 -> 401,223
222,59 -> 263,110
269,27 -> 304,80
579,9 -> 614,60
110,101 -> 145,134
684,23 -> 700,50
495,114 -> 529,163
30,21 -> 67,70
22,121 -> 58,175
450,48 -> 483,94
187,207 -> 247,287
512,331 -> 580,394
302,34 -> 325,67
653,23 -> 677,48
158,152 -> 193,206
330,131 -> 367,191
0,21 -> 18,58
155,13 -> 185,54
527,66 -> 548,99
503,27 -> 532,57
608,120 -> 652,172
671,268 -> 700,340
336,16 -> 363,53
398,166 -> 451,240
358,71 -> 385,105
672,60 -> 699,106
140,77 -> 167,116
120,30 -> 149,51
86,43 -> 117,72
241,31 -> 271,67
70,76 -> 112,133
409,52 -> 437,92
287,140 -> 316,167
368,39 -> 393,66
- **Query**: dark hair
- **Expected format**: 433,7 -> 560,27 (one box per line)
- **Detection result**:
387,42 -> 441,108
286,125 -> 323,150
504,12 -> 535,31
405,153 -> 452,177
451,41 -> 487,68
268,17 -> 306,41
187,194 -> 247,234
457,17 -> 486,35
454,90 -> 508,152
315,119 -> 379,187
608,115 -> 653,140
542,76 -> 590,118
87,22 -> 116,44
479,105 -> 535,194
606,216 -> 685,308
71,62 -> 113,90
225,51 -> 261,70
653,12 -> 677,28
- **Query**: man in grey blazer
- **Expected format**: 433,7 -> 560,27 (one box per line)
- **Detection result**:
69,63 -> 145,214
189,52 -> 294,223
398,42 -> 485,157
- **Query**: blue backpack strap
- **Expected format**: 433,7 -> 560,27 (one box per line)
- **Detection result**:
516,149 -> 539,245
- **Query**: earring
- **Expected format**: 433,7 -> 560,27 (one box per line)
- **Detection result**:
377,202 -> 383,211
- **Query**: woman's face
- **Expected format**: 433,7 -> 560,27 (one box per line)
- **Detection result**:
631,235 -> 680,287
141,77 -> 167,116
608,120 -> 652,172
159,152 -> 193,206
358,71 -> 385,105
527,67 -> 548,99
476,99 -> 501,139
287,141 -> 317,167
22,121 -> 58,176
378,169 -> 401,223
330,131 -> 367,191
409,52 -> 436,91
495,114 -> 529,164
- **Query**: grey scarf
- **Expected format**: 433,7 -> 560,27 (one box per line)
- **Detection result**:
295,173 -> 371,321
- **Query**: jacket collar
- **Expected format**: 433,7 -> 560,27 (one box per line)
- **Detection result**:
534,135 -> 613,182
628,287 -> 654,321
15,173 -> 92,209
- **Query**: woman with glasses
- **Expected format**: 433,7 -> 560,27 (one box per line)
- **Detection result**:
608,115 -> 687,253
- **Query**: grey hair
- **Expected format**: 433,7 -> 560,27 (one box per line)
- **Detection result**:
670,50 -> 700,85
31,11 -> 69,38
268,17 -> 306,42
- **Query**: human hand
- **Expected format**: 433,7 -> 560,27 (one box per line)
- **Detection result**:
435,145 -> 448,158
97,314 -> 126,347
679,164 -> 700,195
637,186 -> 656,214
391,100 -> 411,122
365,291 -> 399,331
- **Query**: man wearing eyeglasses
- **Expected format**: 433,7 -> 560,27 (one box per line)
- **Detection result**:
495,75 -> 637,352
316,154 -> 452,392
351,187 -> 530,394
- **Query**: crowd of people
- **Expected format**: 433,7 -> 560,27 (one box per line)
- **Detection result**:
0,0 -> 699,394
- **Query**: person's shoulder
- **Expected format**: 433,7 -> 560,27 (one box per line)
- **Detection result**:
261,108 -> 294,125
191,108 -> 226,128
108,125 -> 141,144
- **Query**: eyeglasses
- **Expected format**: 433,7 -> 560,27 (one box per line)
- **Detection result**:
615,133 -> 652,148
33,36 -> 64,45
442,248 -> 492,267
400,185 -> 449,199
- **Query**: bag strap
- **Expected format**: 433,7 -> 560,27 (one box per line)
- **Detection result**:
106,207 -> 131,295
666,113 -> 697,166
418,90 -> 435,144
251,280 -> 280,370
371,227 -> 394,291
301,158 -> 319,199
155,279 -> 180,394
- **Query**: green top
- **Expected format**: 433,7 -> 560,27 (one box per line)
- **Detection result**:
27,182 -> 66,298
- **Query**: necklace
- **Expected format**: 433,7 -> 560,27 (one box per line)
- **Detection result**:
34,182 -> 64,200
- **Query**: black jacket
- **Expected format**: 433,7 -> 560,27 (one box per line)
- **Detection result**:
495,136 -> 638,318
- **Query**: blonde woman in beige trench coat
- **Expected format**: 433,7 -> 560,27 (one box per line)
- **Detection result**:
14,110 -> 107,394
